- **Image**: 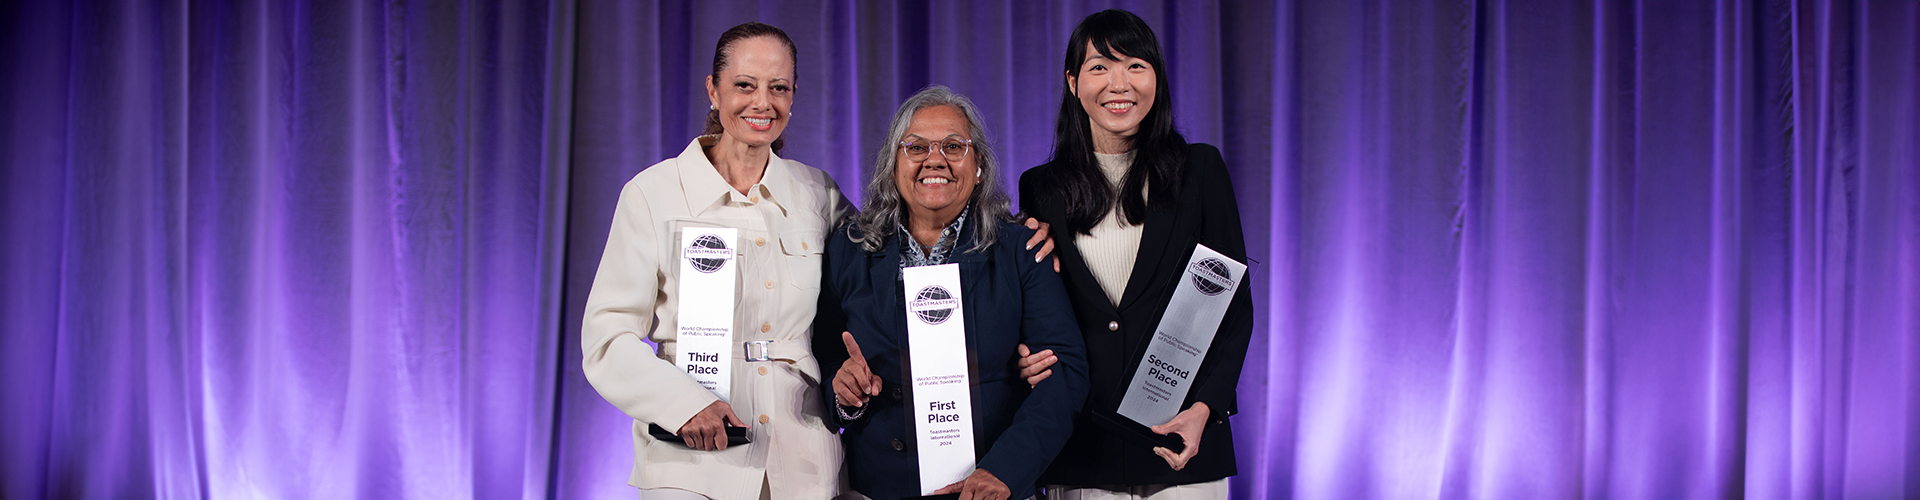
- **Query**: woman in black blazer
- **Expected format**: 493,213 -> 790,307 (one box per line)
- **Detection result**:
1015,9 -> 1253,499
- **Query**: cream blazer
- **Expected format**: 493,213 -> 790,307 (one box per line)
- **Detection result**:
583,136 -> 852,499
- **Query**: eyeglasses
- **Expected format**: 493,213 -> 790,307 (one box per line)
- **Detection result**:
898,136 -> 973,163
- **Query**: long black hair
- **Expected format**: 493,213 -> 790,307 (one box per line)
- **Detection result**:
1048,9 -> 1186,235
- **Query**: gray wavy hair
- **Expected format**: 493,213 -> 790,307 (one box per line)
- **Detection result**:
853,85 -> 1014,253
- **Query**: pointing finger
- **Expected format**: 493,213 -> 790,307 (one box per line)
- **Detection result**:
841,331 -> 866,365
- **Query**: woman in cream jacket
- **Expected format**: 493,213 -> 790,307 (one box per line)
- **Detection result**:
581,22 -> 846,500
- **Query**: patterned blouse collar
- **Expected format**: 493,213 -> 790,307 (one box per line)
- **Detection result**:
897,203 -> 971,271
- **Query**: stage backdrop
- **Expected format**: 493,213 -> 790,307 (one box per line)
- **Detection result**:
3,1 -> 1915,499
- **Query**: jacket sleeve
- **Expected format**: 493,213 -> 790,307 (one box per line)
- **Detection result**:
811,225 -> 855,428
580,177 -> 719,433
977,228 -> 1090,491
1016,166 -> 1047,223
1188,144 -> 1254,422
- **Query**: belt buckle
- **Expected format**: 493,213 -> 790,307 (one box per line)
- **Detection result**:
744,340 -> 773,362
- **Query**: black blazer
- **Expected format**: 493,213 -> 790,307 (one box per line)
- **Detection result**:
812,218 -> 1090,500
1017,143 -> 1254,486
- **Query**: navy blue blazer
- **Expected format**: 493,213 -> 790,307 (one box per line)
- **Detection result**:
812,217 -> 1089,500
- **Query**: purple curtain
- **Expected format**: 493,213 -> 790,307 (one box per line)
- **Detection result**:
0,0 -> 572,498
4,1 -> 1916,499
1263,1 -> 1919,498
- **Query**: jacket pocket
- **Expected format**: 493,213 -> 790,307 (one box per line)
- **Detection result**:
780,230 -> 824,290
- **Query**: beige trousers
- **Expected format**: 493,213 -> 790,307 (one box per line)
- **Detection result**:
639,477 -> 773,500
1044,478 -> 1229,500
841,489 -> 1040,500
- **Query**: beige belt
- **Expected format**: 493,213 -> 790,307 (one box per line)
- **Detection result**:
737,338 -> 820,384
737,338 -> 809,362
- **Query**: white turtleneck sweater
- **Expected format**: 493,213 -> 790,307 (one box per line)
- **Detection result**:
1079,151 -> 1145,306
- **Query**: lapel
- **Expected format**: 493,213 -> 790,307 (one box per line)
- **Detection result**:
946,223 -> 986,390
1058,229 -> 1120,318
1115,181 -> 1183,312
1038,190 -> 1122,319
936,220 -> 988,340
755,152 -> 795,218
674,136 -> 734,216
868,232 -> 903,318
948,222 -> 990,268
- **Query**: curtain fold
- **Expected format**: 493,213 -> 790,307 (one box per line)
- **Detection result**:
1,1 -> 572,498
2,1 -> 1914,499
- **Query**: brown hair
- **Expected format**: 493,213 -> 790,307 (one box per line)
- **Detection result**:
703,22 -> 798,154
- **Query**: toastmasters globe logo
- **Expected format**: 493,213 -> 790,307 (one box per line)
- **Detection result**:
1188,258 -> 1233,296
684,233 -> 734,273
908,285 -> 959,325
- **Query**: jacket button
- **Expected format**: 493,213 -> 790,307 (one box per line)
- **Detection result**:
756,237 -> 766,246
891,438 -> 905,451
890,387 -> 902,400
764,279 -> 775,289
1108,321 -> 1120,331
757,366 -> 768,375
759,414 -> 770,424
760,323 -> 771,333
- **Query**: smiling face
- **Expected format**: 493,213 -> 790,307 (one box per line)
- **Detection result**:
1069,42 -> 1158,153
894,104 -> 980,226
706,36 -> 795,149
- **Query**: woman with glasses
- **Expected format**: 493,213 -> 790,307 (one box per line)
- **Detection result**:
812,86 -> 1089,500
1014,10 -> 1253,500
